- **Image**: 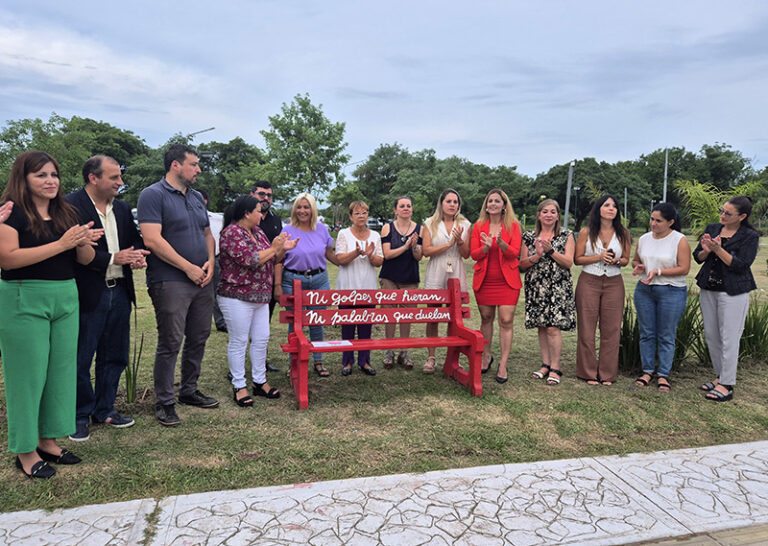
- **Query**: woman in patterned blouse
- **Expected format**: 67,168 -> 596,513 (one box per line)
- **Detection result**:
218,195 -> 296,407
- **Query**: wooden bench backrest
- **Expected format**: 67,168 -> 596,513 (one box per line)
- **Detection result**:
279,278 -> 470,328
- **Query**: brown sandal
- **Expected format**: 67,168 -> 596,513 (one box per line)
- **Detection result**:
423,356 -> 436,374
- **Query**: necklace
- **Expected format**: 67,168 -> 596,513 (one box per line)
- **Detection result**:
394,220 -> 412,243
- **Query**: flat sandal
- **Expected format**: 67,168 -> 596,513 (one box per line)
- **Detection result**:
532,363 -> 550,379
546,369 -> 562,385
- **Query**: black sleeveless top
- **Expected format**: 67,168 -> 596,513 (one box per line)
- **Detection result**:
379,221 -> 422,284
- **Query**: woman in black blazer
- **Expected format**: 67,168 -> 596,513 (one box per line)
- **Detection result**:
693,196 -> 758,402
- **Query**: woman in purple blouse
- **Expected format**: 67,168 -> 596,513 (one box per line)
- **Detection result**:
274,193 -> 340,377
218,196 -> 296,407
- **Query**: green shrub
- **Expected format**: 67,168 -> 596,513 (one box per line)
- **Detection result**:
741,296 -> 768,361
618,297 -> 641,374
672,286 -> 711,370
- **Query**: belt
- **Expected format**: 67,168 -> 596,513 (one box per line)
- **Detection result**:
285,267 -> 325,277
105,278 -> 125,288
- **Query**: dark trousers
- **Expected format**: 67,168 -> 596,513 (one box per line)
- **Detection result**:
212,255 -> 227,330
340,305 -> 372,366
76,283 -> 132,424
148,281 -> 214,406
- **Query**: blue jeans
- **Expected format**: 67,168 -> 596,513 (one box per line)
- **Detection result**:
282,269 -> 330,363
633,283 -> 687,378
76,284 -> 132,423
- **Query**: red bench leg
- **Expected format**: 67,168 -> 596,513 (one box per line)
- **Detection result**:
290,354 -> 310,410
444,346 -> 468,386
468,345 -> 483,397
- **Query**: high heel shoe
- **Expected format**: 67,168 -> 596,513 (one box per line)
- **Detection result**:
481,356 -> 494,374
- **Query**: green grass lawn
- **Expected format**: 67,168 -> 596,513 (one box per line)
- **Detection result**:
1,236 -> 767,512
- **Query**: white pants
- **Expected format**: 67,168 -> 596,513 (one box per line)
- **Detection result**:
699,289 -> 749,386
217,296 -> 270,388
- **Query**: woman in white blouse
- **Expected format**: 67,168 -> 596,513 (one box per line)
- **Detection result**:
631,203 -> 690,391
421,189 -> 471,374
335,201 -> 384,376
574,195 -> 632,386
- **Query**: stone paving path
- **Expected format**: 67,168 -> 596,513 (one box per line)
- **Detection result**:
1,441 -> 768,545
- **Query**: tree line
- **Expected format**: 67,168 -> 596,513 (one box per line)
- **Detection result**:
1,95 -> 766,231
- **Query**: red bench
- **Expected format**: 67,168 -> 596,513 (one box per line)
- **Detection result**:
279,277 -> 485,409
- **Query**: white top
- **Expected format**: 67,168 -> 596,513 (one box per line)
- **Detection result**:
208,211 -> 224,254
424,218 -> 471,291
636,230 -> 687,287
581,232 -> 624,277
335,228 -> 383,290
88,194 -> 123,280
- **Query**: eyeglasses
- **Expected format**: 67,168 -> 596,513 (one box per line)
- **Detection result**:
719,208 -> 735,218
352,211 -> 369,216
254,191 -> 272,199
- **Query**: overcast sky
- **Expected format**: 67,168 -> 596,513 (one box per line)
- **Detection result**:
1,1 -> 766,178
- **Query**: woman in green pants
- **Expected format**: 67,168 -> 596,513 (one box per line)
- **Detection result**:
0,151 -> 100,479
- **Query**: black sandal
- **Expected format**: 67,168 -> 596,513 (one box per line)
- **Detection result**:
233,386 -> 254,407
657,377 -> 671,392
635,373 -> 653,387
360,363 -> 376,376
253,382 -> 280,399
706,385 -> 733,402
700,381 -> 718,392
314,362 -> 330,377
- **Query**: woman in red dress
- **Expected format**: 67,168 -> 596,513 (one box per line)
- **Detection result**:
470,189 -> 522,383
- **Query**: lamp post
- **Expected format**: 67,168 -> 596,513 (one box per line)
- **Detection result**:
563,161 -> 576,228
187,127 -> 215,140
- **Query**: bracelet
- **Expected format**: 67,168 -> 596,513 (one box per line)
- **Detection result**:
657,268 -> 662,276
545,249 -> 554,256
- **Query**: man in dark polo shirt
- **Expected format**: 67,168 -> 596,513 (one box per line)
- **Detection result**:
137,144 -> 219,427
249,181 -> 282,372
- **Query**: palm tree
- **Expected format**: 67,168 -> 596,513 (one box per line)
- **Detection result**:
675,179 -> 765,233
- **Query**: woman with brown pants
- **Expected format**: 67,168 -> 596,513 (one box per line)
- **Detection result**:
574,195 -> 631,386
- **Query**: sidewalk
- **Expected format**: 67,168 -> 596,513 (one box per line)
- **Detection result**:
1,441 -> 768,545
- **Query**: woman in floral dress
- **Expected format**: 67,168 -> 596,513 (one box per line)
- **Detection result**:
519,199 -> 576,385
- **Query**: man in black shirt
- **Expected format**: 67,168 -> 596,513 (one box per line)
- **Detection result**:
250,181 -> 283,372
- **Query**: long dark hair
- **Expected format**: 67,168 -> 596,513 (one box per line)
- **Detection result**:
652,202 -> 682,232
223,195 -> 260,227
1,150 -> 80,238
727,195 -> 754,230
587,195 -> 630,248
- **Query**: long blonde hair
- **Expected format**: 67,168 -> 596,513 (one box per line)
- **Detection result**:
534,198 -> 562,236
475,188 -> 516,233
424,189 -> 467,238
290,192 -> 319,230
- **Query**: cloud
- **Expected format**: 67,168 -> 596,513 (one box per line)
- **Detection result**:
0,20 -> 223,116
336,87 -> 408,101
